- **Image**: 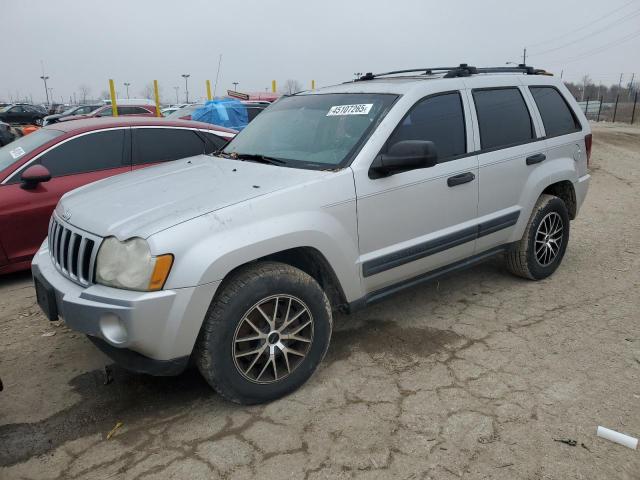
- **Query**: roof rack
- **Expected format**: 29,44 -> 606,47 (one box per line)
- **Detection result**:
356,64 -> 551,81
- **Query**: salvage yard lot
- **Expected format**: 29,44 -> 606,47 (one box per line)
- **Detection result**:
1,123 -> 639,479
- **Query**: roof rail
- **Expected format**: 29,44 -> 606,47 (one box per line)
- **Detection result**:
356,64 -> 552,81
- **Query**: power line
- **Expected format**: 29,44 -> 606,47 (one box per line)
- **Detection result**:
527,0 -> 638,48
545,29 -> 640,65
529,8 -> 640,56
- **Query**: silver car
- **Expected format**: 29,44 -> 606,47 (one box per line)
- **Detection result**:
32,65 -> 591,404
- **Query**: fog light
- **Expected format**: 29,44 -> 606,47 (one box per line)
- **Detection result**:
99,313 -> 128,345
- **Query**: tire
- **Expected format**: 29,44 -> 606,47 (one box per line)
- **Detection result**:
194,261 -> 332,404
505,194 -> 570,280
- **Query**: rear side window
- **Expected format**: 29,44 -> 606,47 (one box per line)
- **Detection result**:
202,132 -> 228,152
529,86 -> 581,137
38,129 -> 126,177
120,106 -> 151,115
387,92 -> 466,162
133,128 -> 205,165
473,88 -> 533,150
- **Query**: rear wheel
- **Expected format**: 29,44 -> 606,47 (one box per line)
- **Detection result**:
506,194 -> 570,280
195,262 -> 332,404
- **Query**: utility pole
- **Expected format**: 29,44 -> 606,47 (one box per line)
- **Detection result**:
232,82 -> 239,92
618,73 -> 624,90
629,73 -> 636,99
124,82 -> 130,99
48,88 -> 53,104
173,86 -> 179,104
214,54 -> 222,97
181,74 -> 190,103
40,74 -> 50,105
522,48 -> 527,65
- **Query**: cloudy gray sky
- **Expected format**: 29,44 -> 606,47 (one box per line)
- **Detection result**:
2,0 -> 639,103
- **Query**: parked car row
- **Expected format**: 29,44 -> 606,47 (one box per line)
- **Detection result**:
0,117 -> 236,274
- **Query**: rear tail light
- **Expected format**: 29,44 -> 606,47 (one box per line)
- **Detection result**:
584,133 -> 592,167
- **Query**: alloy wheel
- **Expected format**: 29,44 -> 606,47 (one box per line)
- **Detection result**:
534,211 -> 564,266
232,294 -> 314,384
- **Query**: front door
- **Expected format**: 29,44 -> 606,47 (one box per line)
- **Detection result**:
354,91 -> 479,293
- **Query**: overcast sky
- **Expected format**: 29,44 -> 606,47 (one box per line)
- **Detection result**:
2,0 -> 639,103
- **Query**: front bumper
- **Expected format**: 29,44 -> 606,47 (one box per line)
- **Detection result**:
32,243 -> 219,375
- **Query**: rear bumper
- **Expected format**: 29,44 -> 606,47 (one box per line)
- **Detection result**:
31,242 -> 219,374
574,174 -> 590,216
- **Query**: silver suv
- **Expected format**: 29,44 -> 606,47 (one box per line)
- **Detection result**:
33,65 -> 591,404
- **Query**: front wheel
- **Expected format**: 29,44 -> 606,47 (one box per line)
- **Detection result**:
194,262 -> 333,404
505,194 -> 570,280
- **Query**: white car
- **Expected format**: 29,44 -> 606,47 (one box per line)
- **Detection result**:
33,64 -> 591,404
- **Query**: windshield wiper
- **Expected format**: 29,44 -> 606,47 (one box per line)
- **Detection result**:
231,153 -> 288,166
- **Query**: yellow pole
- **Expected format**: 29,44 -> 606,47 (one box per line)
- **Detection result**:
271,80 -> 276,93
206,80 -> 212,100
109,79 -> 118,116
311,79 -> 315,90
153,80 -> 161,117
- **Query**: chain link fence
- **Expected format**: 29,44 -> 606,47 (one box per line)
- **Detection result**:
576,92 -> 639,125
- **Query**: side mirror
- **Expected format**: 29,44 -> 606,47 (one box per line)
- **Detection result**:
369,140 -> 438,178
21,165 -> 51,190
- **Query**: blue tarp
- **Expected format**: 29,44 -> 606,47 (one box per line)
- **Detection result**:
191,99 -> 249,130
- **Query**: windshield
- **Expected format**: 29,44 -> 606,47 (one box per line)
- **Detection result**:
222,93 -> 397,168
0,128 -> 64,173
0,105 -> 11,113
62,107 -> 78,115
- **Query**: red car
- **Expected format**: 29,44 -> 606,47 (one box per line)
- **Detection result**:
0,117 -> 236,274
59,104 -> 158,122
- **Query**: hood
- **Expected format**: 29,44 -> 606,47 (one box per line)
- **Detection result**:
58,114 -> 87,122
58,155 -> 328,239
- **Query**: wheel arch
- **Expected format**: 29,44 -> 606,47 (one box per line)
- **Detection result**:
216,246 -> 349,312
542,180 -> 577,219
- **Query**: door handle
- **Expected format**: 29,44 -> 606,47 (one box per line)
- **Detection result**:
526,153 -> 546,165
447,172 -> 475,187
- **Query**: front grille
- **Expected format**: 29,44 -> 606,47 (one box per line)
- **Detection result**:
48,215 -> 102,286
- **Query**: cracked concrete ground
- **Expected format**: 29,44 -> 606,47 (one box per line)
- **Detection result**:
1,123 -> 639,479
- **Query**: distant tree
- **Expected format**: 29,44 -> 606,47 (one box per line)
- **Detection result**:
99,90 -> 111,100
140,82 -> 163,102
281,79 -> 303,95
78,85 -> 91,103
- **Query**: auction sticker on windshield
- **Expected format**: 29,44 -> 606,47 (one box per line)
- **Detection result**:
327,104 -> 373,116
9,147 -> 26,160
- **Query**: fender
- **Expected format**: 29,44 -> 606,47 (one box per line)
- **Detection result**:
148,173 -> 363,302
509,155 -> 577,242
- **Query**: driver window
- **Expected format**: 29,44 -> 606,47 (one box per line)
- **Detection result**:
386,92 -> 466,163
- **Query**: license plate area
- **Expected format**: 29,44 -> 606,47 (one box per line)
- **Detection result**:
35,277 -> 59,321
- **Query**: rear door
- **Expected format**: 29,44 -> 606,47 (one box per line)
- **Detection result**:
467,84 -> 546,254
131,127 -> 208,170
6,106 -> 26,123
0,128 -> 130,263
527,85 -> 585,177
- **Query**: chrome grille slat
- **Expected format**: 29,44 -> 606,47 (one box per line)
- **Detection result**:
77,238 -> 87,283
67,233 -> 77,277
60,230 -> 69,272
48,215 -> 102,286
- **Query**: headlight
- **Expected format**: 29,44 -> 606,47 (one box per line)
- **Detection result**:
95,237 -> 173,291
